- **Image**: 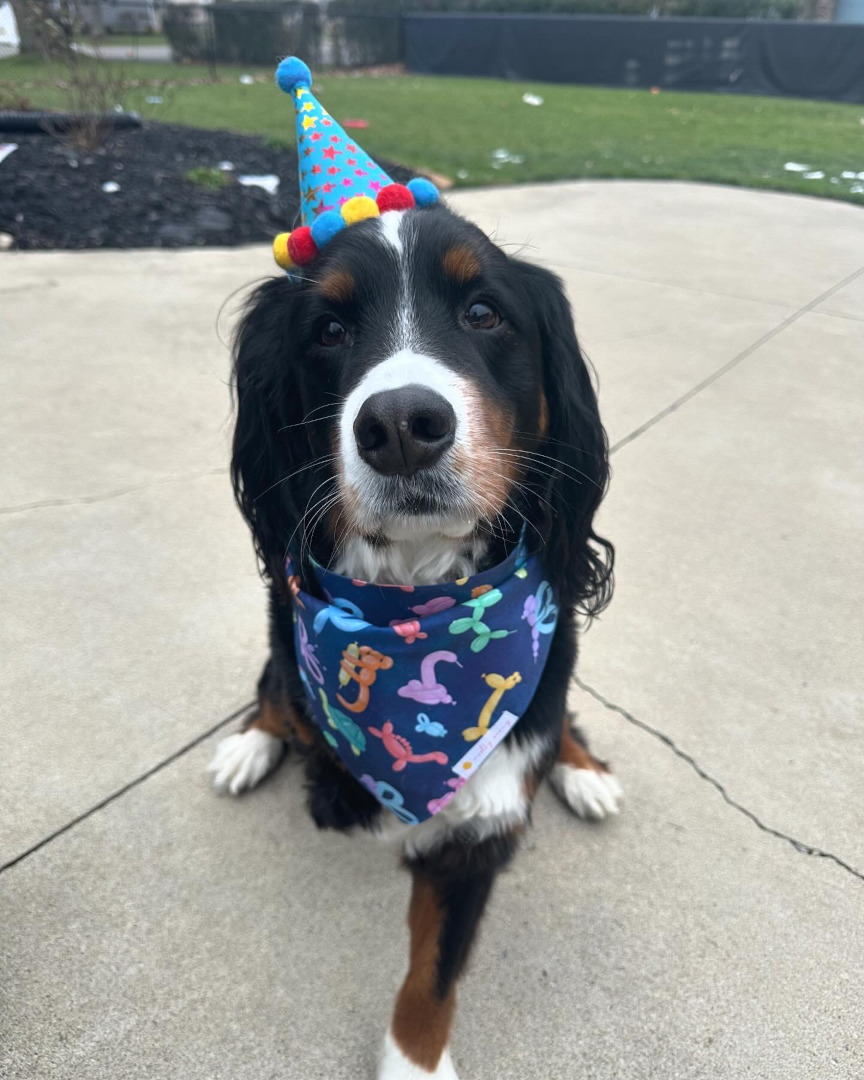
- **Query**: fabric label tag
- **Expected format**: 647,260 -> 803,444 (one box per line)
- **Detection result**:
451,710 -> 520,779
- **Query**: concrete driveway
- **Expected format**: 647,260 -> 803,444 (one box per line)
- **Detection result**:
73,42 -> 173,62
1,181 -> 862,1079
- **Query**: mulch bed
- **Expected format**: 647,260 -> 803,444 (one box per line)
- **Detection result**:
0,121 -> 413,250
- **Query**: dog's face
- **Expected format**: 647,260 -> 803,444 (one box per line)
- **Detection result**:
233,205 -> 612,613
290,209 -> 547,541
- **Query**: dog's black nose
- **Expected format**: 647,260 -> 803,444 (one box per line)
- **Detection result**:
354,386 -> 456,477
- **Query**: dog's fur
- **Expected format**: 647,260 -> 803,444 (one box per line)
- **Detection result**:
208,205 -> 620,1078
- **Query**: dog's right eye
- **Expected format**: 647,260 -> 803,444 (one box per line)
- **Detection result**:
318,319 -> 349,347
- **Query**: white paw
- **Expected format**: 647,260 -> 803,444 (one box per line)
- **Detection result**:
378,1031 -> 459,1080
550,763 -> 623,820
206,729 -> 283,795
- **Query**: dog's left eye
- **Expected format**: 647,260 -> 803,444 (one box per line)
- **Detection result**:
318,319 -> 350,347
464,302 -> 501,330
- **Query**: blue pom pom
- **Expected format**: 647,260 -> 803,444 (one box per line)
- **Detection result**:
311,210 -> 346,249
407,177 -> 439,207
275,57 -> 312,94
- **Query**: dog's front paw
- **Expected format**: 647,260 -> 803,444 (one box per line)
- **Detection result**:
206,729 -> 284,795
378,1032 -> 459,1080
550,762 -> 623,820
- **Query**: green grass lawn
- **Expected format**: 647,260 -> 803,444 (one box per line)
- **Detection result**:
2,56 -> 863,205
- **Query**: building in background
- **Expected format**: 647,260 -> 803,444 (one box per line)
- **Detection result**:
0,0 -> 20,56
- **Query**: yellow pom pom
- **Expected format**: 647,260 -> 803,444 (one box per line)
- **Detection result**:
341,195 -> 380,225
273,232 -> 294,269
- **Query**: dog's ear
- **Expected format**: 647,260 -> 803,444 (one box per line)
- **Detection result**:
231,276 -> 307,585
516,260 -> 614,618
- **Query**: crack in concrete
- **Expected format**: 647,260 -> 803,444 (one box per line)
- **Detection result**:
0,467 -> 228,517
609,263 -> 864,455
575,676 -> 864,885
0,700 -> 255,876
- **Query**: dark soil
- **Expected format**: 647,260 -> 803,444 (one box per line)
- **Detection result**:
0,121 -> 413,250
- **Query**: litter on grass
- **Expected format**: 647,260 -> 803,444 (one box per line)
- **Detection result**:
784,162 -> 809,172
146,96 -> 163,105
343,119 -> 369,129
238,174 -> 280,195
457,169 -> 469,180
239,74 -> 255,85
803,171 -> 825,180
522,93 -> 544,106
491,148 -> 525,167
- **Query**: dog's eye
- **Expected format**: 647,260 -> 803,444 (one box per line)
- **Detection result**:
464,302 -> 501,330
318,319 -> 349,347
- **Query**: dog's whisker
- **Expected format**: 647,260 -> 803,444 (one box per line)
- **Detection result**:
489,447 -> 601,490
253,455 -> 336,503
511,429 -> 604,458
278,413 -> 342,431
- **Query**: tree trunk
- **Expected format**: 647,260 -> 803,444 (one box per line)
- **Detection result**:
8,0 -> 45,56
8,0 -> 80,58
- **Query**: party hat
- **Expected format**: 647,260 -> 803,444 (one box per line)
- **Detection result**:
271,57 -> 440,271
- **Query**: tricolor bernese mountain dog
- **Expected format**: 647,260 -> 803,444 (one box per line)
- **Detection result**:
208,202 -> 619,1079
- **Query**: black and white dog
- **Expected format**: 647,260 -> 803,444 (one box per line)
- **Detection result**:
208,203 -> 620,1079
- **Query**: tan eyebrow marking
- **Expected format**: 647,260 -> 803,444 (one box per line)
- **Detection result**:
317,269 -> 355,303
538,392 -> 549,435
442,246 -> 482,284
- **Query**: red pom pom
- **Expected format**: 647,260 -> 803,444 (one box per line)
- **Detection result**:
287,226 -> 318,266
376,184 -> 416,213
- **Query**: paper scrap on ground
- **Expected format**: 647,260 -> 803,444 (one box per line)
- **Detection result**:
784,162 -> 809,172
101,181 -> 120,193
218,161 -> 234,171
803,171 -> 825,180
522,93 -> 544,106
238,174 -> 280,195
146,96 -> 163,105
491,148 -> 525,168
0,143 -> 18,166
239,74 -> 255,85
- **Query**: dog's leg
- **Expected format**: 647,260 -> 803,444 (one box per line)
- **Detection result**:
208,659 -> 314,795
378,832 -> 518,1080
304,746 -> 382,832
549,714 -> 623,819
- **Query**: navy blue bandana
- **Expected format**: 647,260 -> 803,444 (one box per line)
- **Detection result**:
286,540 -> 558,825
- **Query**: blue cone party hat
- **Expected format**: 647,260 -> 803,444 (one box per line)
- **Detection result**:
272,57 -> 440,271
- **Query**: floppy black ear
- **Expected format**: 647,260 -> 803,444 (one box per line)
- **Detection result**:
517,260 -> 614,618
231,276 -> 307,586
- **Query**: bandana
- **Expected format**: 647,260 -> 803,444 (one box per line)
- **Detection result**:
286,541 -> 558,825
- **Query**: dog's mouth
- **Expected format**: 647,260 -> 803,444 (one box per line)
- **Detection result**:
342,463 -> 482,539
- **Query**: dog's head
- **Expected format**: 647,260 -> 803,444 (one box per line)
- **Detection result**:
232,204 -> 612,615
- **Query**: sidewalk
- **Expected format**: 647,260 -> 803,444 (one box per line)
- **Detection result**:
1,181 -> 862,1079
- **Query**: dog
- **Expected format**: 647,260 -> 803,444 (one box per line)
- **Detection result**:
208,202 -> 620,1079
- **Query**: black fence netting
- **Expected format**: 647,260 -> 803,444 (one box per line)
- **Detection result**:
71,0 -> 864,102
403,12 -> 864,101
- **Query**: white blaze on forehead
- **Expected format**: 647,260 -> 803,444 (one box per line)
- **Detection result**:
377,208 -> 406,256
376,209 -> 414,354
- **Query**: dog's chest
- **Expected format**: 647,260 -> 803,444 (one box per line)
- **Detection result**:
334,534 -> 481,587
